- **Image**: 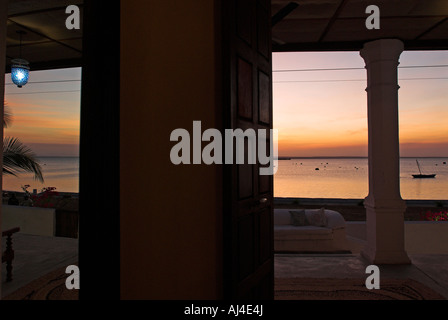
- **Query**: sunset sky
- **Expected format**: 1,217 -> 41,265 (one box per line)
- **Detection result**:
4,67 -> 81,156
3,50 -> 447,158
273,50 -> 448,158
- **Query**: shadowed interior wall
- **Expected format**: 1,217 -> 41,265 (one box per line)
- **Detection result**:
120,0 -> 223,299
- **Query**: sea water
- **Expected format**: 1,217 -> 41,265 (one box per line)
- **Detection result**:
274,157 -> 448,200
3,156 -> 447,200
3,157 -> 79,193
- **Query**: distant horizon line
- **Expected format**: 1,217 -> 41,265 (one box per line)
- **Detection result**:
36,155 -> 79,158
34,155 -> 447,159
277,156 -> 448,159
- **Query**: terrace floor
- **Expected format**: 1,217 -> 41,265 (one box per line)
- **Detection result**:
2,233 -> 448,299
2,233 -> 78,298
275,253 -> 448,299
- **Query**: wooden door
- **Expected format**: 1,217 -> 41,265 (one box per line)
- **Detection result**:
222,0 -> 274,299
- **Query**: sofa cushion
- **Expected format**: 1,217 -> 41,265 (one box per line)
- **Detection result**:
274,208 -> 346,230
289,210 -> 308,226
274,210 -> 292,225
324,210 -> 346,229
306,208 -> 327,227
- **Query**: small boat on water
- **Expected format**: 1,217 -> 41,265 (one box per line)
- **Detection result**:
412,159 -> 436,179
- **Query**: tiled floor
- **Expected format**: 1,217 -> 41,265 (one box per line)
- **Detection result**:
275,253 -> 448,299
2,233 -> 78,298
2,233 -> 447,299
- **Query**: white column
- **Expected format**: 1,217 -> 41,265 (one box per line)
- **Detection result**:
0,0 -> 9,295
360,39 -> 411,264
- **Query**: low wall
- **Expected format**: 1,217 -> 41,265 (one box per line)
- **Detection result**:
274,197 -> 447,207
1,205 -> 56,237
346,221 -> 448,254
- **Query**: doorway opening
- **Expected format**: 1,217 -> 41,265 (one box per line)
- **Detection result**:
2,2 -> 82,299
272,49 -> 448,282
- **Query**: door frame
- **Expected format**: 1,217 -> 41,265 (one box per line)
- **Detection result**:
78,0 -> 121,299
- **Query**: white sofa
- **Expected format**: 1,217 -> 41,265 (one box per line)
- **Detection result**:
274,208 -> 348,253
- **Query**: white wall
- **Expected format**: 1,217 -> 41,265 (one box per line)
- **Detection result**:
346,221 -> 448,254
2,205 -> 56,237
405,222 -> 448,254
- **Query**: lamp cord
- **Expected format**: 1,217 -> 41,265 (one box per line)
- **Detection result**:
19,31 -> 22,59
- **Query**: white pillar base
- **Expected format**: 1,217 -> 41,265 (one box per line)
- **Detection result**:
361,196 -> 411,264
361,247 -> 411,265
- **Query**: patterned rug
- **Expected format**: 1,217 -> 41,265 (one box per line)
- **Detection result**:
3,265 -> 79,300
275,278 -> 446,300
5,271 -> 445,300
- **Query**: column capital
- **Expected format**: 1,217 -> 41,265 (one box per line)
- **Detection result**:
360,39 -> 404,65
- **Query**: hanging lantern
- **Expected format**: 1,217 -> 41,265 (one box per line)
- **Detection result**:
11,30 -> 30,88
11,58 -> 30,88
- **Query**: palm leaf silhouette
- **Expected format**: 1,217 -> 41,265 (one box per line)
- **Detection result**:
3,103 -> 12,128
3,136 -> 44,183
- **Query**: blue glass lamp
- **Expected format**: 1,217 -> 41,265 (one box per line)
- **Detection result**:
11,30 -> 30,88
11,58 -> 30,88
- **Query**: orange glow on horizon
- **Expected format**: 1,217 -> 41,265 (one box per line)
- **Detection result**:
4,100 -> 79,145
4,67 -> 81,156
273,51 -> 448,158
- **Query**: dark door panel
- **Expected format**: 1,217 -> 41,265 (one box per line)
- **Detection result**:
223,0 -> 273,300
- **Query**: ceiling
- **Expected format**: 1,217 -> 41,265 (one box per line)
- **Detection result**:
5,0 -> 83,72
272,0 -> 448,51
4,0 -> 448,72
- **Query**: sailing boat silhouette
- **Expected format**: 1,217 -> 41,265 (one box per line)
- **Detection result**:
412,159 -> 436,179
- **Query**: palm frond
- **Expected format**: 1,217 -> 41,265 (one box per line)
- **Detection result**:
3,137 -> 44,183
3,102 -> 12,128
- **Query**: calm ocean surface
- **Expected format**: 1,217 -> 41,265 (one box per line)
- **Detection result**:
3,157 -> 447,200
3,157 -> 79,193
274,157 -> 448,200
